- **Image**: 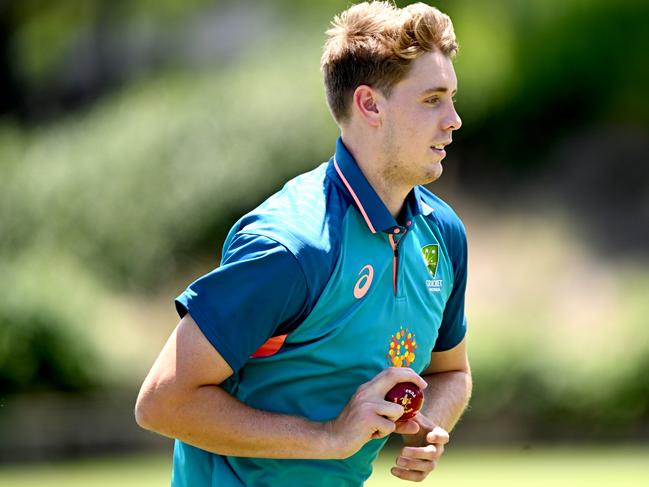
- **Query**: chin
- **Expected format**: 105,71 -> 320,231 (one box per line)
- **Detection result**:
423,164 -> 443,184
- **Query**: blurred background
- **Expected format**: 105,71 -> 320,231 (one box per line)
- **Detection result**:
1,0 -> 648,485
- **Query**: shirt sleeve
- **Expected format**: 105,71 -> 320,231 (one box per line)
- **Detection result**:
433,220 -> 468,352
175,232 -> 308,373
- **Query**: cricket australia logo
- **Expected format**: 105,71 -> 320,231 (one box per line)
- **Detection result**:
421,244 -> 443,292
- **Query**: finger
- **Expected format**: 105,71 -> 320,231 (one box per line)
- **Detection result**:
393,419 -> 420,435
390,466 -> 427,482
368,367 -> 428,395
396,454 -> 437,473
426,426 -> 450,445
402,444 -> 441,461
370,415 -> 397,439
374,401 -> 405,422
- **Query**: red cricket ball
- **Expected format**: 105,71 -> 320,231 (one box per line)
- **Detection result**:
385,382 -> 424,421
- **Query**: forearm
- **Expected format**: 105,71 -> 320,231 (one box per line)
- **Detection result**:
405,370 -> 472,445
137,385 -> 334,460
422,370 -> 472,431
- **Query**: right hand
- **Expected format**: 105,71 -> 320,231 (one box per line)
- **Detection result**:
324,367 -> 428,459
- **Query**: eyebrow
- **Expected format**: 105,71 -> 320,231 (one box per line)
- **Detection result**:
421,87 -> 457,96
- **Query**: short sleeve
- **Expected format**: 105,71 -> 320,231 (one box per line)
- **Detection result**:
434,220 -> 468,352
175,232 -> 308,373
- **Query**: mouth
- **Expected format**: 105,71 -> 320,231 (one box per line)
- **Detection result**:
430,141 -> 450,157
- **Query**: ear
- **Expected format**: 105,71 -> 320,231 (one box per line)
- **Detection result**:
352,85 -> 382,127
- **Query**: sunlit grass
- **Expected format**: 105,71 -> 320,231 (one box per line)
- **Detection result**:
369,445 -> 649,486
0,453 -> 171,487
1,446 -> 648,486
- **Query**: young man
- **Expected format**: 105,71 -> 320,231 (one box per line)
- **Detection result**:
136,2 -> 471,485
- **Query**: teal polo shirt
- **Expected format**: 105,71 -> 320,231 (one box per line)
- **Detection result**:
173,137 -> 468,486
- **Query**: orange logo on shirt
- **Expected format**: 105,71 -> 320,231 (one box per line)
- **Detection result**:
353,264 -> 374,299
386,326 -> 417,367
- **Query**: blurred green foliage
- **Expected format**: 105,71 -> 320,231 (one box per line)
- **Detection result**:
1,37 -> 337,290
449,0 -> 649,171
4,0 -> 213,84
0,28 -> 338,396
0,305 -> 96,394
0,250 -> 108,394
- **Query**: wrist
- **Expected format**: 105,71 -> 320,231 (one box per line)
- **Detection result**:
319,420 -> 343,459
318,421 -> 337,460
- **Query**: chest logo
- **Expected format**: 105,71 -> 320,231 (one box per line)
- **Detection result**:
421,244 -> 439,277
353,264 -> 374,299
422,244 -> 443,292
386,326 -> 417,367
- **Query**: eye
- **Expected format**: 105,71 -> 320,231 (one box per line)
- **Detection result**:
425,96 -> 440,106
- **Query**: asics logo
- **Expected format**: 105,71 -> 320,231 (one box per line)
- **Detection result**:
353,265 -> 374,299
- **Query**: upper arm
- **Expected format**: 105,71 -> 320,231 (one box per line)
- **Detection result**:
135,313 -> 232,428
173,313 -> 234,387
175,232 -> 309,373
422,336 -> 470,376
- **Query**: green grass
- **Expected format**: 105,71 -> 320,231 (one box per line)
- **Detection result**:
1,446 -> 648,486
370,445 -> 649,486
0,453 -> 171,487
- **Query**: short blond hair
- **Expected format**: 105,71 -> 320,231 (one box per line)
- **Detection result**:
321,1 -> 458,123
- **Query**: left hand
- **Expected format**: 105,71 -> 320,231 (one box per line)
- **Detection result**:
391,414 -> 450,482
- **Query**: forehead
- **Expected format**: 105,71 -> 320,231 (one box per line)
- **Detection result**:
395,50 -> 457,94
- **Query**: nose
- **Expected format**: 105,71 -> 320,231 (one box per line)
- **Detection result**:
443,105 -> 462,132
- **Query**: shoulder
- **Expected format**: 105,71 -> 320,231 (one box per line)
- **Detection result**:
233,163 -> 347,253
418,186 -> 467,241
417,186 -> 468,276
224,162 -> 350,299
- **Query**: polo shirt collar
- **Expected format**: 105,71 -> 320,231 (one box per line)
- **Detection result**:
329,136 -> 431,234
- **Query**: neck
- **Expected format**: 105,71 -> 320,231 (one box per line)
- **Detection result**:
365,173 -> 409,220
341,132 -> 410,219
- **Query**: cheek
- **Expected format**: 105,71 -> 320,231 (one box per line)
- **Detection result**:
385,107 -> 429,147
405,109 -> 432,133
395,112 -> 421,136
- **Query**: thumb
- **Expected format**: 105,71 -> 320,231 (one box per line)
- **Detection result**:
427,426 -> 450,444
393,420 -> 420,435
